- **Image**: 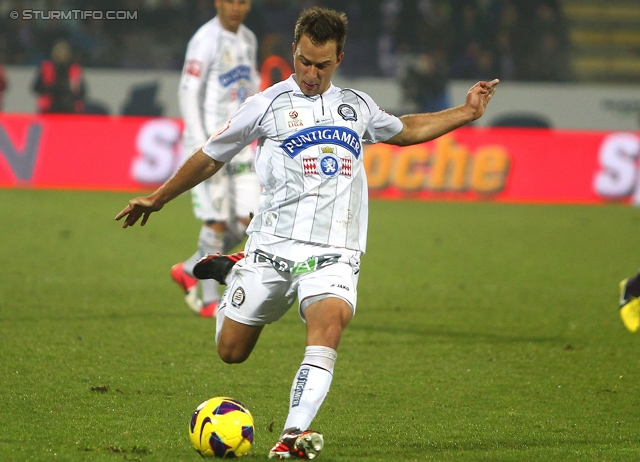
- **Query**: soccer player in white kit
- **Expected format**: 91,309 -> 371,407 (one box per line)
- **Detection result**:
117,7 -> 499,459
171,0 -> 261,317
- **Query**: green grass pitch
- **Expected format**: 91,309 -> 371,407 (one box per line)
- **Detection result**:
1,188 -> 640,461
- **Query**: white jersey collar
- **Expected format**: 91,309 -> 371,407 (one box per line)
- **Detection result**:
285,75 -> 337,100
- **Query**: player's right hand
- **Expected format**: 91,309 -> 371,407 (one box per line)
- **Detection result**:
115,196 -> 163,228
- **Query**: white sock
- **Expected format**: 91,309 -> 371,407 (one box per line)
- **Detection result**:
215,305 -> 226,344
183,226 -> 222,273
283,346 -> 337,432
183,225 -> 224,305
223,219 -> 248,253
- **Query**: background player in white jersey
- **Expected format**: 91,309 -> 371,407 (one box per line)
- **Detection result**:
171,0 -> 261,317
117,7 -> 499,459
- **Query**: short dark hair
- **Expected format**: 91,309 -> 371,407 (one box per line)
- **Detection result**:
294,7 -> 348,56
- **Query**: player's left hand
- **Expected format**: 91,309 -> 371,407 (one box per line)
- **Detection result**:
115,196 -> 163,228
466,78 -> 499,121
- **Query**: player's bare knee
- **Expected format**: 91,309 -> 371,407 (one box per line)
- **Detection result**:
217,343 -> 250,364
217,322 -> 262,363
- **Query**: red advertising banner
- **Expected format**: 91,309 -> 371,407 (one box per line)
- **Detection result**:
0,113 -> 183,190
0,113 -> 638,204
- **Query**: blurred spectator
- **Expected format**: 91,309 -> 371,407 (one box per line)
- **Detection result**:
451,41 -> 495,80
260,55 -> 293,89
449,2 -> 495,79
147,0 -> 184,31
415,0 -> 453,55
527,31 -> 573,81
493,29 -> 515,80
253,0 -> 300,65
0,0 -> 574,83
450,2 -> 488,62
0,63 -> 7,111
0,24 -> 7,111
69,17 -> 112,66
13,15 -> 47,65
117,30 -> 157,69
401,52 -> 451,113
33,1 -> 76,58
490,1 -> 520,80
377,0 -> 401,77
524,2 -> 573,81
147,0 -> 188,46
394,0 -> 453,111
32,39 -> 86,113
336,0 -> 380,76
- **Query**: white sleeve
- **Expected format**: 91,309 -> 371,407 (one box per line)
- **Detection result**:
178,31 -> 216,147
202,94 -> 268,163
357,91 -> 403,144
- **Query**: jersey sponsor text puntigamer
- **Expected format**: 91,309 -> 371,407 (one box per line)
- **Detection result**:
202,76 -> 403,252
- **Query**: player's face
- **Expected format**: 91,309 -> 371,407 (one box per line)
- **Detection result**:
292,34 -> 343,97
215,0 -> 251,33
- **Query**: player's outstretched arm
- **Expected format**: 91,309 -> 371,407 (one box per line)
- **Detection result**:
115,149 -> 225,228
386,79 -> 499,146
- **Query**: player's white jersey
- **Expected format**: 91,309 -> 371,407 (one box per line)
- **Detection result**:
179,16 -> 259,152
202,75 -> 403,252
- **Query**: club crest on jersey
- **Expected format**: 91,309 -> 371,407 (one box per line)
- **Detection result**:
303,147 -> 352,179
231,287 -> 245,307
338,104 -> 357,121
280,126 -> 361,159
317,150 -> 340,179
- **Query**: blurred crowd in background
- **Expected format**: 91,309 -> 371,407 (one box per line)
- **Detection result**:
0,0 -> 572,113
0,0 -> 571,79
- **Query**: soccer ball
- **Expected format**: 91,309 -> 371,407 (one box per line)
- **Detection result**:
189,396 -> 254,458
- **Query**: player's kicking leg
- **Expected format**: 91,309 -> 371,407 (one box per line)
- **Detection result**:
193,251 -> 245,284
268,295 -> 352,460
619,271 -> 640,332
268,429 -> 324,460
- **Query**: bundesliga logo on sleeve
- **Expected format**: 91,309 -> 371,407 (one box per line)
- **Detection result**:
184,59 -> 202,77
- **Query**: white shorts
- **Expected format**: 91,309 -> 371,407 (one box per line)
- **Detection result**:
189,145 -> 261,223
218,233 -> 361,326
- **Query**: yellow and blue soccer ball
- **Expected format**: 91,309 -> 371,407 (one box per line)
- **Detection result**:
189,396 -> 254,458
